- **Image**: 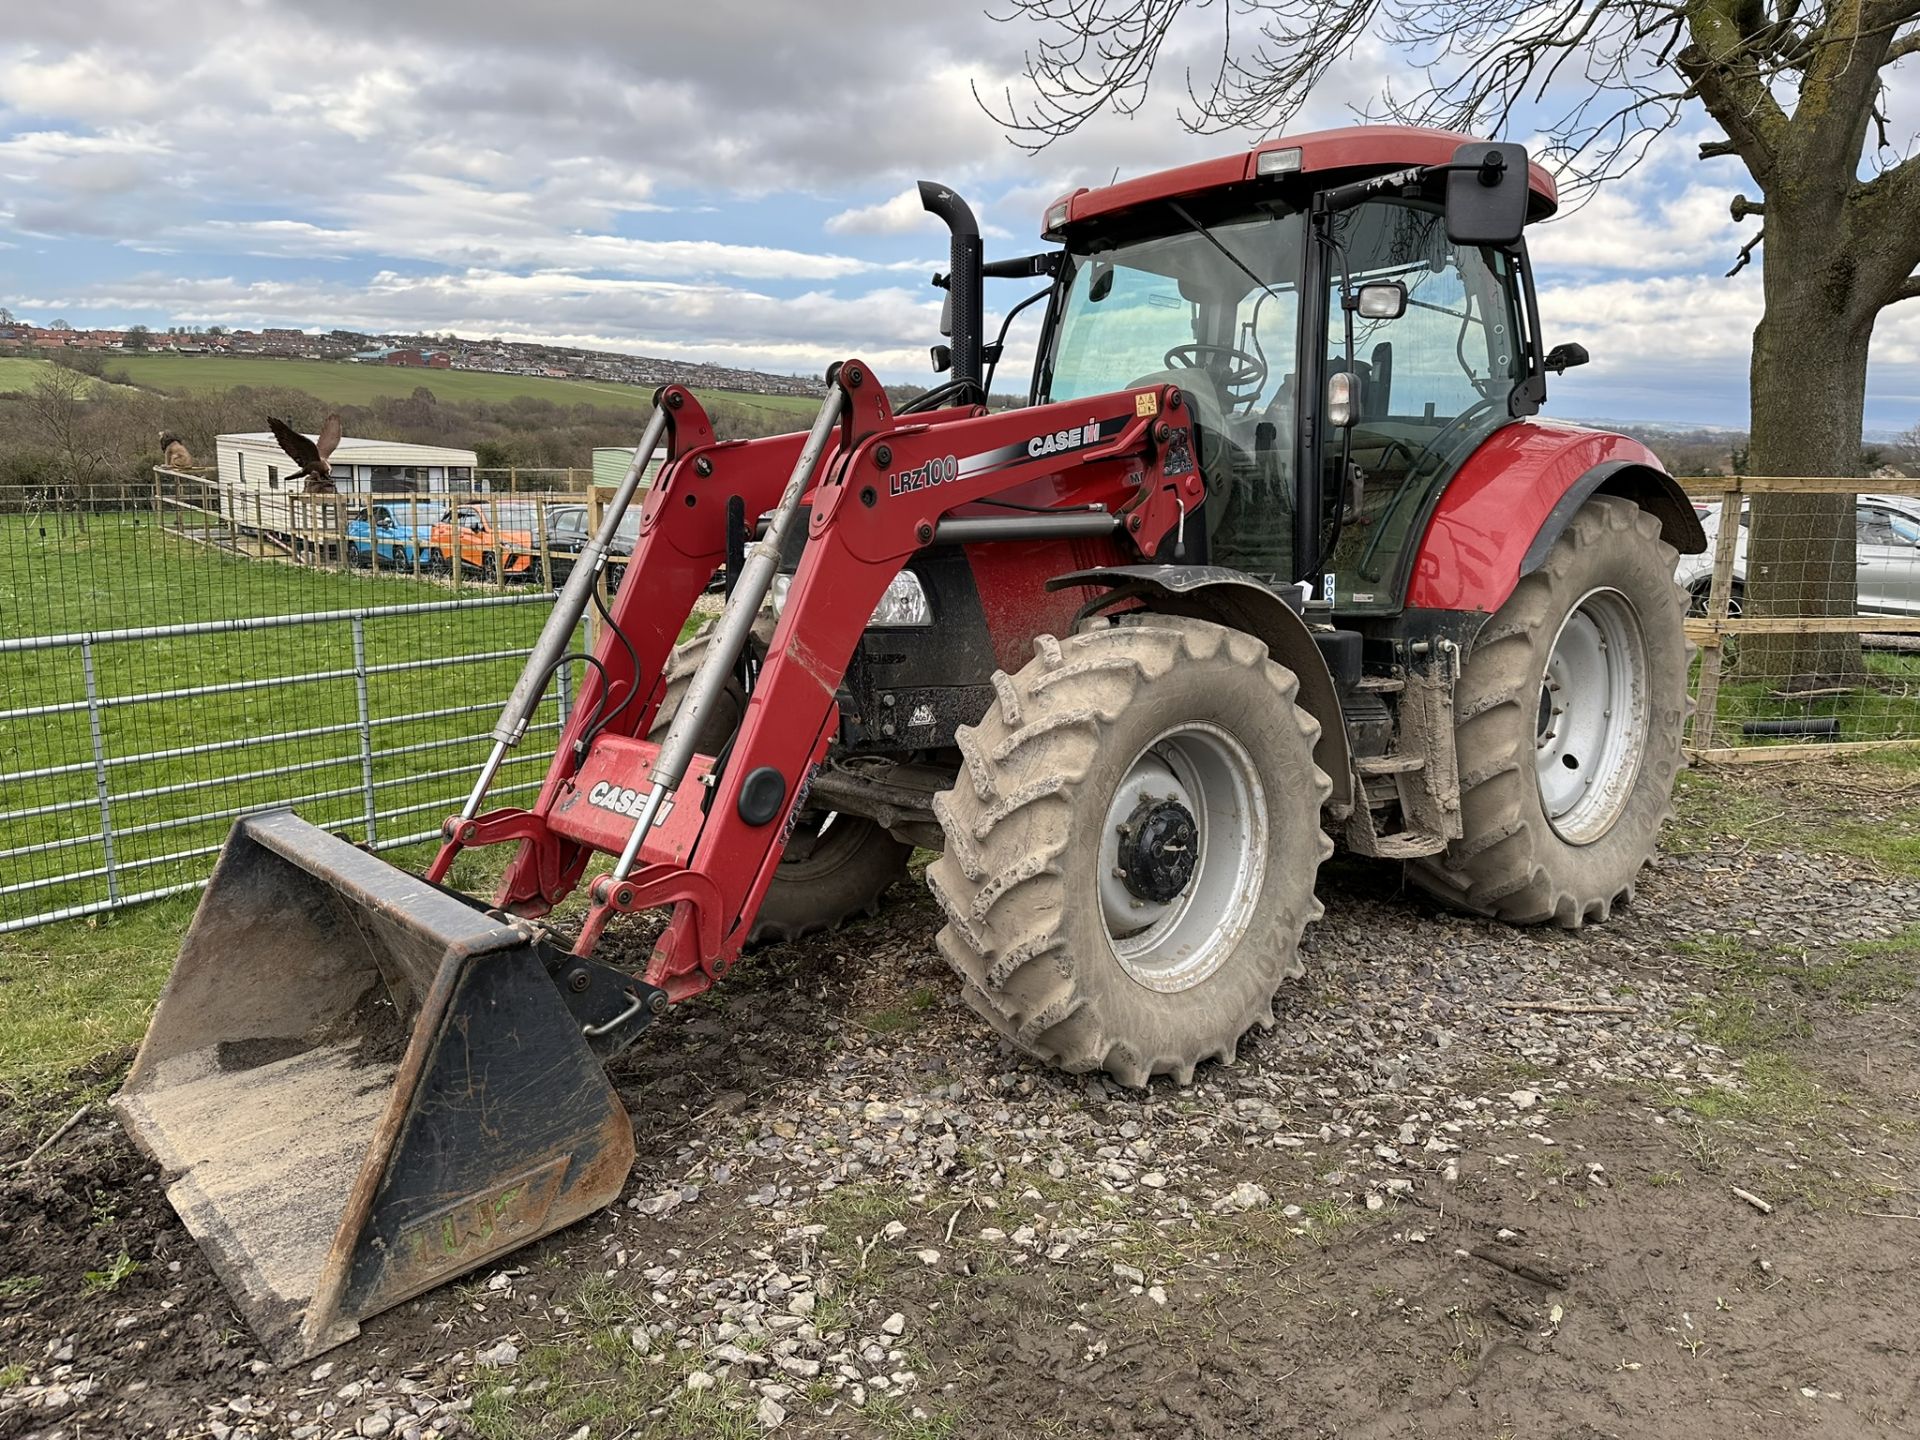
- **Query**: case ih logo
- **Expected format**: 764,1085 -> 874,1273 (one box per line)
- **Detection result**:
586,781 -> 673,826
1027,417 -> 1102,460
887,454 -> 959,497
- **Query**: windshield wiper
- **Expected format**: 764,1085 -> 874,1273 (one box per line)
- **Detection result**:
1165,200 -> 1286,306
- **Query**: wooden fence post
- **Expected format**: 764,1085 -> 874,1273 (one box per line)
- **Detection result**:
1688,476 -> 1743,753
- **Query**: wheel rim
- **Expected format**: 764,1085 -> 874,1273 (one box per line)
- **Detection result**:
1099,723 -> 1268,993
1534,587 -> 1650,844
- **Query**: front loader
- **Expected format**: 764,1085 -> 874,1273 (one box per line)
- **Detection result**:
117,127 -> 1706,1362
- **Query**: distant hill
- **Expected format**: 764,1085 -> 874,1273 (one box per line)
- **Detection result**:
106,354 -> 821,422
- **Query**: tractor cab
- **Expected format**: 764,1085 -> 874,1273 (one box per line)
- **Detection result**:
1022,128 -> 1557,613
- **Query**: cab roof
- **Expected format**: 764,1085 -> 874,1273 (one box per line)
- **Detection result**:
1049,124 -> 1559,234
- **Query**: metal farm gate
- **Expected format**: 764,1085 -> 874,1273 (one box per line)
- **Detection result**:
0,591 -> 574,933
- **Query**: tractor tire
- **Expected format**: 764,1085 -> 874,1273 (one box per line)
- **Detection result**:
928,616 -> 1331,1087
650,625 -> 911,944
1411,496 -> 1686,928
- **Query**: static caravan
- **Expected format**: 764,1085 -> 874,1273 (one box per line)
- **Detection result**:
213,432 -> 480,536
590,445 -> 665,491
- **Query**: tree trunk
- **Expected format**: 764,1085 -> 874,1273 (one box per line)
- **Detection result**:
1742,205 -> 1875,690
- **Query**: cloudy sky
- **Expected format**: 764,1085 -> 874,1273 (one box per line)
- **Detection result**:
1,1 -> 1916,432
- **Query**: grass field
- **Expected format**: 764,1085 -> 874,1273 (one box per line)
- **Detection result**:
105,353 -> 822,427
0,357 -> 139,398
0,511 -> 574,934
0,506 -> 726,1094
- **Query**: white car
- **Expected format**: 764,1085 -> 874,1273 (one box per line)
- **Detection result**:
1675,493 -> 1920,616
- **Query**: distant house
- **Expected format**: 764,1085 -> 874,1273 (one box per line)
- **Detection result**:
212,431 -> 479,536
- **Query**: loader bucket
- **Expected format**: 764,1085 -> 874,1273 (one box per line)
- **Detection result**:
115,811 -> 637,1364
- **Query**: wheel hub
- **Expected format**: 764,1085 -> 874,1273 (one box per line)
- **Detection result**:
1534,586 -> 1650,845
1116,797 -> 1199,903
1098,725 -> 1269,994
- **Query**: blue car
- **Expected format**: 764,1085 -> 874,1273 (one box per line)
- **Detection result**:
346,501 -> 439,568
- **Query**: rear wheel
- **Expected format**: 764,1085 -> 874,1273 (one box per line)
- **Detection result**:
928,616 -> 1330,1086
1412,496 -> 1686,927
650,625 -> 911,944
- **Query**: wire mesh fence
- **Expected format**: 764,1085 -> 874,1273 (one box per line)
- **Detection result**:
0,477 -> 593,932
1685,476 -> 1920,760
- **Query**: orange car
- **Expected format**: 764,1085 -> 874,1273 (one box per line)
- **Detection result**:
428,502 -> 537,580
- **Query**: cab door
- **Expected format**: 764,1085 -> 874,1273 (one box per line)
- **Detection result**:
1310,199 -> 1527,612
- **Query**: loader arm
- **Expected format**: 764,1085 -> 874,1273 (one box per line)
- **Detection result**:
432,363 -> 1205,1002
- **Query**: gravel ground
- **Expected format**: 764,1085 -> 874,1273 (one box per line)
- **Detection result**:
5,760 -> 1920,1438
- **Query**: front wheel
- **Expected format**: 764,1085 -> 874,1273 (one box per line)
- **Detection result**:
649,625 -> 911,943
928,616 -> 1331,1087
1412,496 -> 1687,927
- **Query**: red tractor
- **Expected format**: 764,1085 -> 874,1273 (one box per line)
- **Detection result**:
117,126 -> 1703,1361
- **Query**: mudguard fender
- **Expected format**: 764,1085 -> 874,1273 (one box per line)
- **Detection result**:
1406,425 -> 1707,618
1048,565 -> 1351,816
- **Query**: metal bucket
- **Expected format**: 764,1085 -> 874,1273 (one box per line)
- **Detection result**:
116,811 -> 641,1363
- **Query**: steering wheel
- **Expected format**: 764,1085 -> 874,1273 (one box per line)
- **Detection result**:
1163,343 -> 1267,408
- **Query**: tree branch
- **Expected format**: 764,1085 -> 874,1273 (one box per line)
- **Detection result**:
1728,227 -> 1766,276
1677,1 -> 1793,179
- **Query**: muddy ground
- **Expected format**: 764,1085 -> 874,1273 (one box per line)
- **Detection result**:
4,759 -> 1919,1439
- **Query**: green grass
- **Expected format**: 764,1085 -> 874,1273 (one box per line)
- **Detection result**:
0,513 -> 564,929
0,896 -> 187,1095
0,357 -> 138,398
1670,764 -> 1920,872
107,353 -> 821,426
1696,649 -> 1920,752
1666,925 -> 1920,1125
82,1252 -> 139,1293
0,506 -> 708,1094
469,1333 -> 757,1440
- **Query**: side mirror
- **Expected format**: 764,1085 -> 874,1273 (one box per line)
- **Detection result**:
1326,370 -> 1362,429
1543,342 -> 1589,374
1444,142 -> 1530,247
1352,282 -> 1407,321
937,285 -> 954,338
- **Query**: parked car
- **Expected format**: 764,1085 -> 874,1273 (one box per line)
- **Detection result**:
543,504 -> 641,590
345,500 -> 438,568
1676,494 -> 1920,616
427,502 -> 539,581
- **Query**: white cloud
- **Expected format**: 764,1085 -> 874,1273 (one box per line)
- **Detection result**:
0,1 -> 1914,430
826,190 -> 944,237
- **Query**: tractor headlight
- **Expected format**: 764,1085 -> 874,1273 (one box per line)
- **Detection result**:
768,569 -> 932,627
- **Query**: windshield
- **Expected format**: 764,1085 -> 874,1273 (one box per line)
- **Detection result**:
1044,211 -> 1303,410
1042,209 -> 1306,580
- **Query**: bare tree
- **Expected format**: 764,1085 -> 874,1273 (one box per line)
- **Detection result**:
1897,420 -> 1920,468
986,0 -> 1920,684
24,368 -> 109,506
